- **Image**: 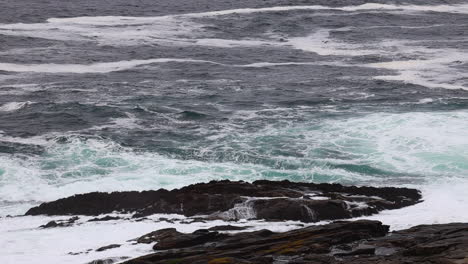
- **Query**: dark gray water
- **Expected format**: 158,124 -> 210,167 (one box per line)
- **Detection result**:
0,0 -> 467,215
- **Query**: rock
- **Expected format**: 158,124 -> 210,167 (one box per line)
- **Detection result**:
88,215 -> 121,222
86,257 -> 129,264
41,221 -> 60,228
40,216 -> 79,228
122,221 -> 468,264
153,229 -> 228,250
334,247 -> 375,256
136,228 -> 181,244
208,225 -> 250,231
123,220 -> 388,264
95,244 -> 121,252
253,198 -> 350,222
25,180 -> 421,223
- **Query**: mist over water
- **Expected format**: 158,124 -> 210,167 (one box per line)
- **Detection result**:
0,1 -> 468,262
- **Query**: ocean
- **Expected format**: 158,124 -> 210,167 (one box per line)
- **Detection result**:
1,0 -> 468,263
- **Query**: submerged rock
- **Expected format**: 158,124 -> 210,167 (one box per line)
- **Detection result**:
86,257 -> 128,264
26,180 -> 421,222
95,244 -> 121,252
39,216 -> 79,228
88,215 -> 122,222
123,221 -> 468,264
136,228 -> 181,244
208,225 -> 250,231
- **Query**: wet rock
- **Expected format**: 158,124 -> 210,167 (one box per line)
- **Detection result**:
25,180 -> 421,223
136,228 -> 181,244
153,229 -> 228,250
86,257 -> 129,264
40,216 -> 79,228
88,215 -> 121,222
253,198 -> 349,222
41,220 -> 60,228
95,244 -> 121,252
123,220 -> 387,264
333,247 -> 375,256
123,221 -> 468,264
208,225 -> 250,231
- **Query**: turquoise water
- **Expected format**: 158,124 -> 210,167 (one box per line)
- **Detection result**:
1,109 -> 467,215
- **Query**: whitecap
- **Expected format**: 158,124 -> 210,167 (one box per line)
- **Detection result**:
2,3 -> 468,47
0,101 -> 32,112
0,59 -> 223,74
367,50 -> 468,90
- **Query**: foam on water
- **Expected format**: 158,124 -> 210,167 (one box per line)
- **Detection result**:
0,16 -> 204,46
1,2 -> 468,262
287,29 -> 377,56
1,3 -> 468,47
360,178 -> 468,231
1,110 -> 467,216
368,50 -> 468,90
0,214 -> 309,264
0,101 -> 32,112
0,3 -> 466,90
0,59 -> 339,74
287,28 -> 468,90
0,59 -> 222,74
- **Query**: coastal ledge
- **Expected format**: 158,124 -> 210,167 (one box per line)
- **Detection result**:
25,180 -> 421,222
25,180 -> 468,264
123,220 -> 468,264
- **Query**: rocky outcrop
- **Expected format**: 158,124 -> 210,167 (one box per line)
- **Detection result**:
25,180 -> 421,222
95,244 -> 121,252
124,221 -> 468,264
39,216 -> 79,228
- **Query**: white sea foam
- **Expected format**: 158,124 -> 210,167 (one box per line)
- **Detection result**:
307,111 -> 468,179
0,101 -> 32,112
183,3 -> 468,17
367,50 -> 468,90
417,98 -> 434,104
240,62 -> 320,67
0,213 -> 311,264
0,110 -> 467,262
0,59 -> 223,74
0,131 -> 49,146
1,3 -> 468,47
0,16 -> 204,46
0,110 -> 466,215
0,3 -> 466,89
194,38 -> 279,48
287,29 -> 376,56
360,178 -> 468,231
285,26 -> 468,90
0,59 -> 339,74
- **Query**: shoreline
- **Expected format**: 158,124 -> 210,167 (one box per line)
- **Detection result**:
15,180 -> 468,263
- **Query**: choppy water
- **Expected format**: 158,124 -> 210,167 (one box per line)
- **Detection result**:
1,0 -> 468,262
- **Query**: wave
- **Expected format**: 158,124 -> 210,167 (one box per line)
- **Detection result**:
367,51 -> 468,90
1,3 -> 468,46
0,59 -> 336,74
360,177 -> 468,231
0,213 -> 307,264
1,110 -> 467,215
0,101 -> 32,112
0,59 -> 222,74
51,3 -> 468,20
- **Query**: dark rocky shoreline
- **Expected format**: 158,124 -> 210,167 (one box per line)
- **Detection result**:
124,220 -> 468,264
74,220 -> 468,264
26,180 -> 421,222
25,180 -> 468,264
